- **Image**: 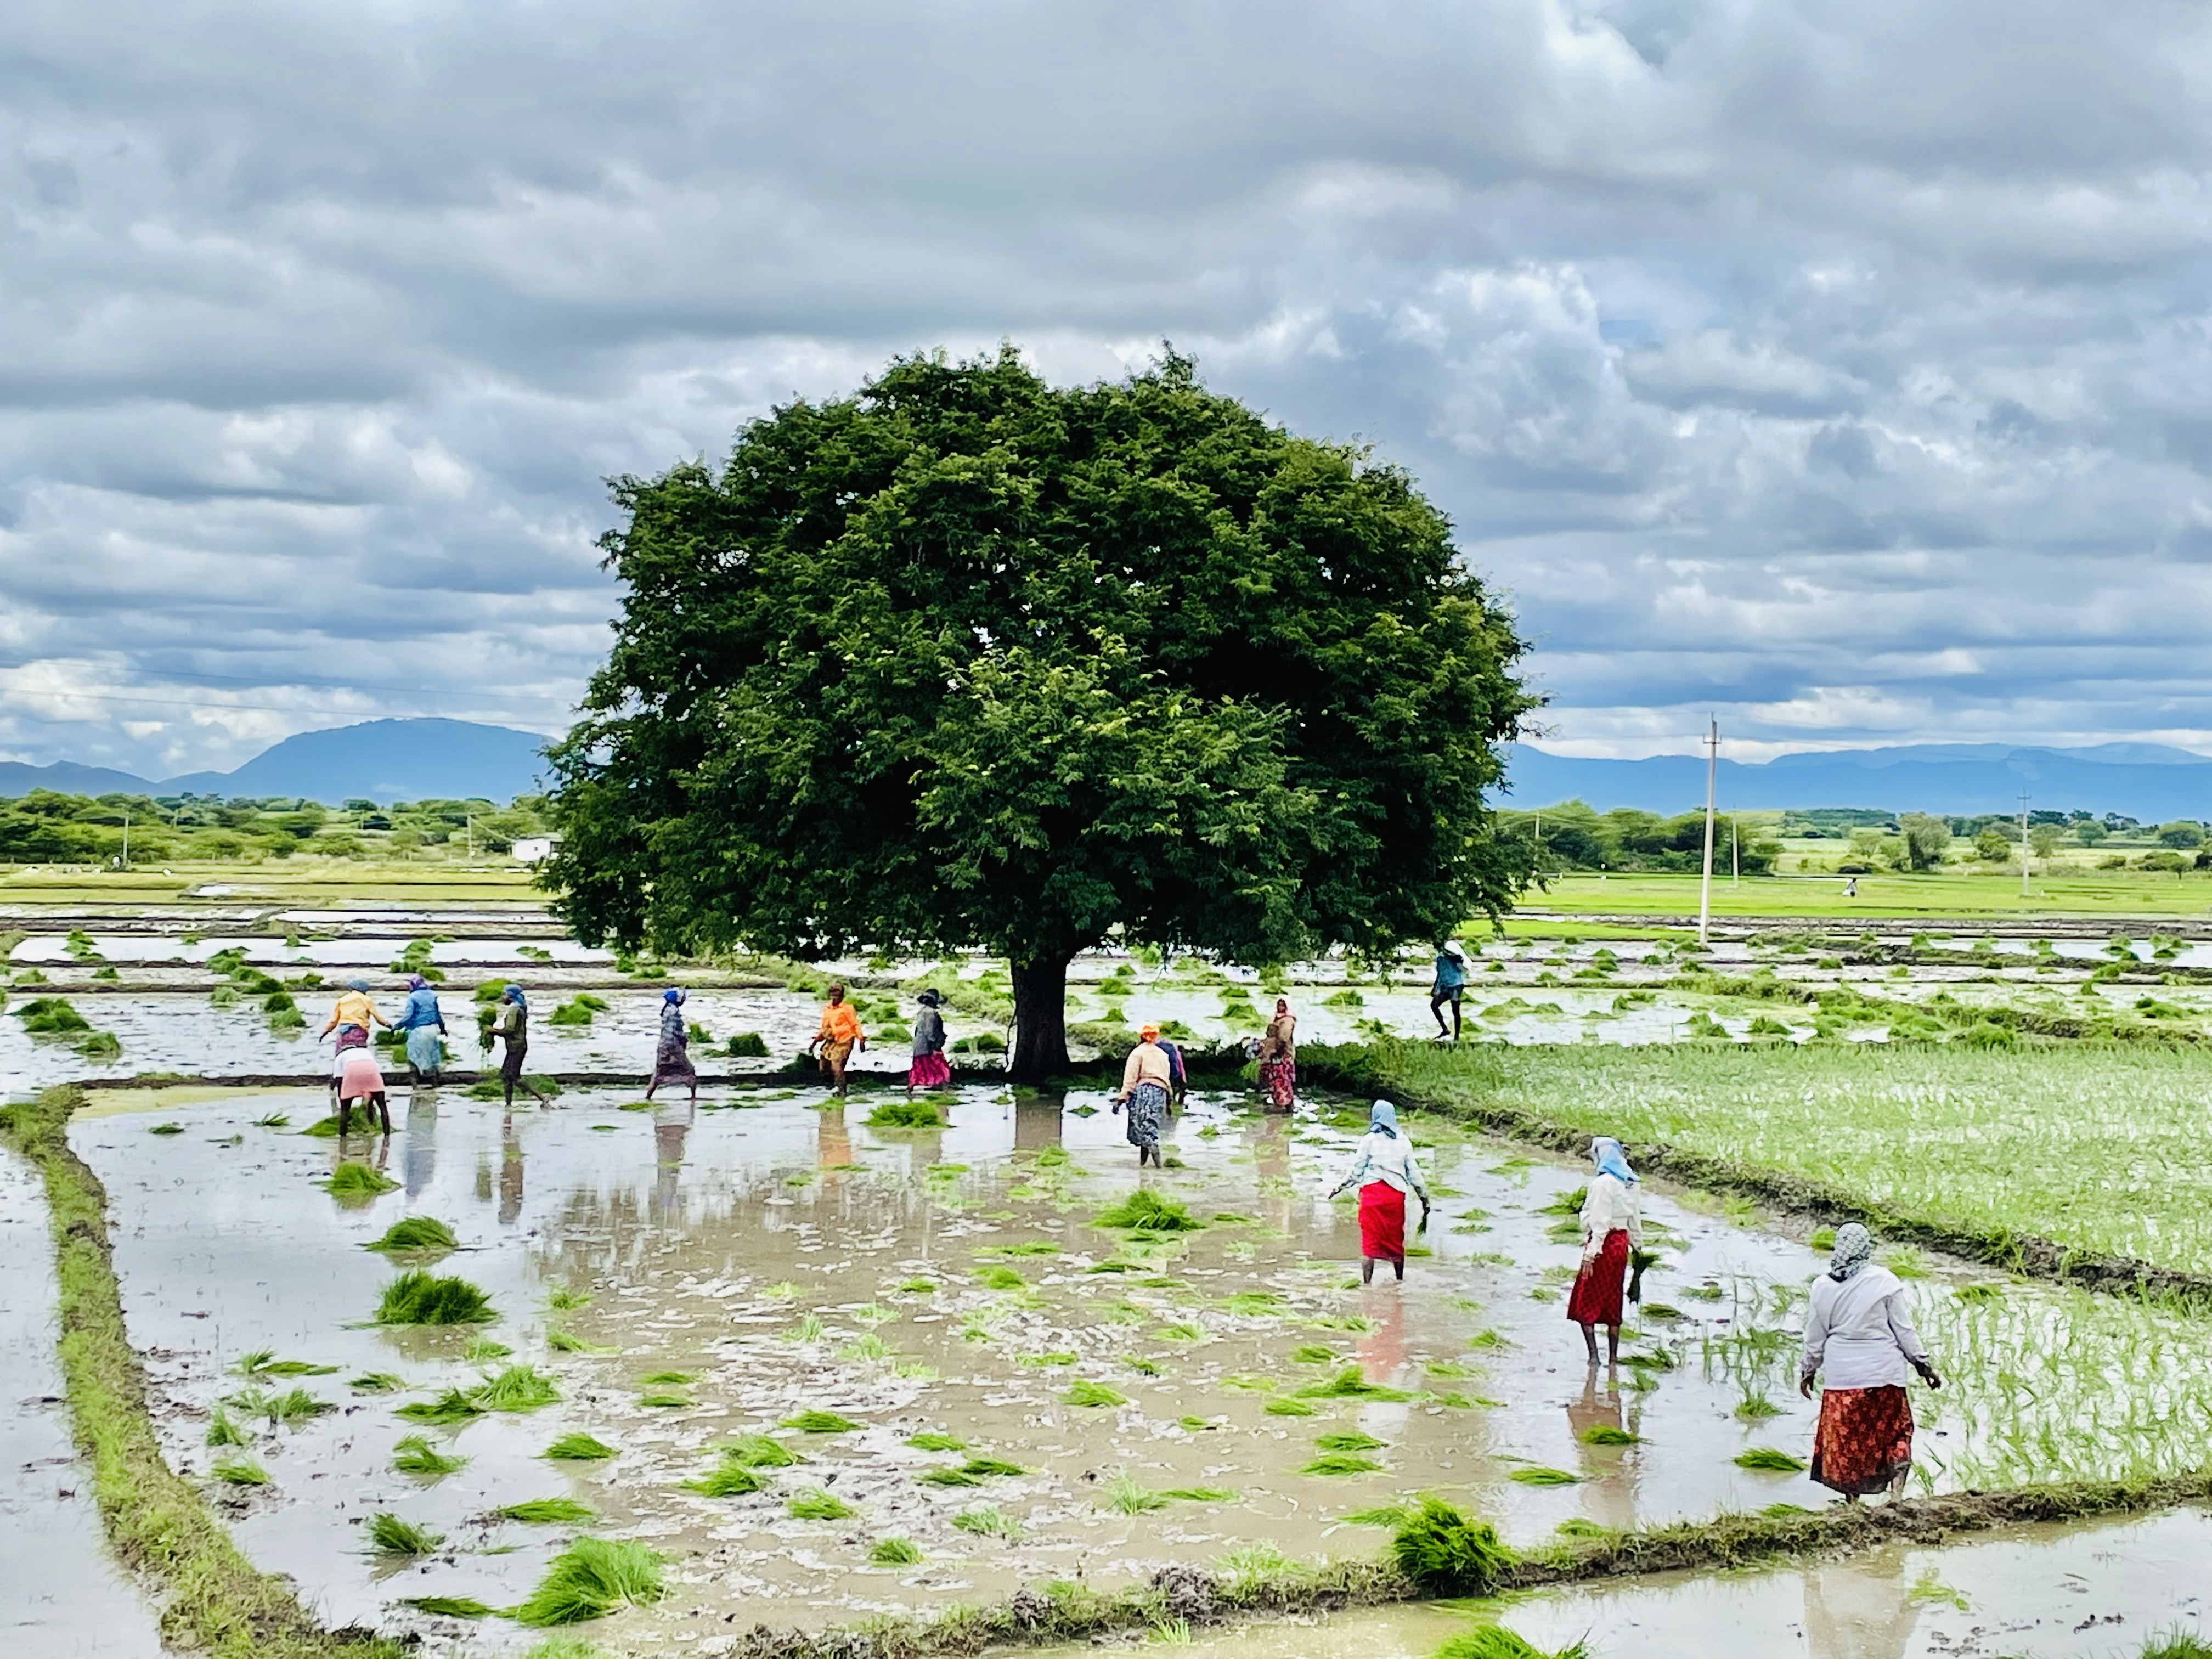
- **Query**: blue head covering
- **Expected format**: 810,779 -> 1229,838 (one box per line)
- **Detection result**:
502,983 -> 526,1009
346,976 -> 370,991
663,987 -> 685,1005
1592,1136 -> 1638,1184
1369,1099 -> 1399,1138
405,973 -> 427,991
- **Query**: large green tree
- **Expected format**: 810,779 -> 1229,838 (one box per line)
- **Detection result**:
544,348 -> 1537,1075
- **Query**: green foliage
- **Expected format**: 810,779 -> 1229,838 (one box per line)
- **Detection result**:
511,1538 -> 669,1626
14,997 -> 90,1034
869,1537 -> 923,1566
474,1365 -> 561,1412
868,1098 -> 949,1128
542,1432 -> 617,1462
543,348 -> 1534,1077
906,1432 -> 966,1452
1390,1497 -> 1515,1597
402,1596 -> 498,1619
324,1162 -> 398,1199
1296,1365 -> 1409,1401
1734,1447 -> 1808,1472
781,1409 -> 861,1434
1094,1190 -> 1203,1232
392,1435 -> 469,1476
496,1498 -> 597,1525
364,1216 -> 459,1253
210,1457 -> 269,1486
366,1513 -> 443,1556
1578,1424 -> 1641,1446
375,1271 -> 496,1326
786,1487 -> 854,1520
1064,1380 -> 1127,1408
1434,1629 -> 1590,1659
1508,1466 -> 1583,1486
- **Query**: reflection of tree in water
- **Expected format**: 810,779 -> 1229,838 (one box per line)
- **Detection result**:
403,1091 -> 437,1198
1012,1087 -> 1065,1154
1803,1548 -> 1920,1659
1566,1366 -> 1644,1533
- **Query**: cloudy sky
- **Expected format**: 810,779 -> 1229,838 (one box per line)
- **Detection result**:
7,0 -> 2212,778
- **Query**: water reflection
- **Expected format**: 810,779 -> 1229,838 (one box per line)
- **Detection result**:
652,1101 -> 692,1223
1804,1553 -> 1919,1659
403,1089 -> 438,1197
499,1110 -> 523,1226
1567,1366 -> 1642,1532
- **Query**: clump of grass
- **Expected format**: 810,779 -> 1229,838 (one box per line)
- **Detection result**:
1579,1424 -> 1641,1446
1290,1344 -> 1338,1364
375,1270 -> 496,1326
464,1337 -> 514,1363
228,1385 -> 332,1426
1735,1447 -> 1808,1472
497,1498 -> 597,1525
974,1265 -> 1026,1290
919,1466 -> 983,1487
957,1455 -> 1024,1477
1103,1474 -> 1167,1515
1316,1431 -> 1385,1452
150,1122 -> 185,1136
1734,1391 -> 1782,1421
721,1433 -> 802,1468
786,1487 -> 854,1520
1161,1486 -> 1235,1502
906,1432 -> 965,1452
1390,1497 -> 1516,1597
393,1434 -> 469,1476
1435,1629 -> 1590,1659
686,1457 -> 766,1497
475,1365 -> 561,1412
236,1351 -> 336,1378
350,1372 -> 407,1393
953,1505 -> 1023,1539
1297,1365 -> 1409,1401
1509,1466 -> 1583,1487
1263,1397 -> 1317,1417
870,1536 -> 923,1565
637,1370 -> 694,1386
365,1216 -> 459,1254
1065,1380 -> 1127,1408
868,1099 -> 947,1129
1342,1503 -> 1413,1527
397,1388 -> 487,1426
2138,1629 -> 2212,1659
511,1538 -> 668,1626
366,1512 -> 444,1556
1302,1451 -> 1384,1476
402,1595 -> 497,1618
205,1408 -> 249,1447
210,1458 -> 269,1485
547,1284 -> 593,1311
324,1161 -> 399,1199
1094,1190 -> 1203,1232
781,1409 -> 860,1433
542,1432 -> 617,1462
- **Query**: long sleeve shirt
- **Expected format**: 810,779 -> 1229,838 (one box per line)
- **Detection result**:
1799,1266 -> 1929,1390
394,987 -> 445,1032
817,1003 -> 863,1044
911,1007 -> 946,1057
323,989 -> 388,1034
1578,1172 -> 1643,1256
1331,1131 -> 1429,1201
1118,1040 -> 1175,1096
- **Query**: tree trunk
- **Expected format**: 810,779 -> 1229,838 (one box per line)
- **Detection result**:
1008,956 -> 1072,1080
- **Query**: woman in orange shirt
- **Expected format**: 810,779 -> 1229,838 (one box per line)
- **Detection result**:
808,983 -> 866,1098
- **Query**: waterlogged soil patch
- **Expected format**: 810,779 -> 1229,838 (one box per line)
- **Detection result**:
70,1080 -> 2212,1644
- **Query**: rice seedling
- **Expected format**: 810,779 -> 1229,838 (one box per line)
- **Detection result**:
787,1312 -> 825,1343
393,1434 -> 469,1476
324,1161 -> 399,1199
956,1456 -> 1024,1477
637,1370 -> 694,1386
1735,1447 -> 1809,1472
870,1537 -> 923,1565
639,1392 -> 690,1409
868,1099 -> 947,1128
349,1372 -> 407,1393
687,1456 -> 766,1496
1297,1365 -> 1410,1401
952,1505 -> 1022,1539
511,1538 -> 668,1626
1316,1430 -> 1386,1452
1262,1397 -> 1317,1417
1578,1425 -> 1641,1446
542,1432 -> 618,1462
781,1409 -> 860,1433
496,1498 -> 598,1525
2138,1629 -> 2212,1659
1124,1355 -> 1165,1376
251,1111 -> 290,1128
1103,1474 -> 1168,1514
149,1121 -> 184,1135
1065,1380 -> 1127,1408
919,1466 -> 982,1487
786,1486 -> 854,1519
905,1432 -> 966,1452
210,1458 -> 269,1485
366,1513 -> 444,1556
401,1596 -> 498,1618
546,1328 -> 613,1355
721,1432 -> 802,1467
464,1337 -> 514,1363
364,1216 -> 459,1254
1301,1451 -> 1383,1476
1342,1502 -> 1413,1526
973,1265 -> 1026,1290
1155,1321 -> 1204,1341
1434,1629 -> 1590,1659
204,1407 -> 250,1447
840,1333 -> 890,1362
476,1365 -> 560,1412
1390,1498 -> 1515,1596
1093,1190 -> 1203,1232
375,1270 -> 496,1326
547,1284 -> 593,1310
1507,1466 -> 1583,1486
397,1388 -> 487,1426
228,1385 -> 332,1427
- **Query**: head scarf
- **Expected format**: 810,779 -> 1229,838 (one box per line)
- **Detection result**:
1827,1222 -> 1876,1282
1369,1099 -> 1400,1138
917,989 -> 945,1007
405,973 -> 427,991
346,975 -> 370,991
663,987 -> 685,1005
1275,997 -> 1290,1015
1139,1022 -> 1161,1040
502,983 -> 526,1009
1592,1136 -> 1638,1184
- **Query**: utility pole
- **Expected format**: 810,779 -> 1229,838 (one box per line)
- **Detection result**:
1731,815 -> 1740,885
1699,718 -> 1718,945
121,810 -> 130,868
2019,790 -> 2031,899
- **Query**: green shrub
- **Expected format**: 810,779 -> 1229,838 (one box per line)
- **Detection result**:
1390,1497 -> 1514,1597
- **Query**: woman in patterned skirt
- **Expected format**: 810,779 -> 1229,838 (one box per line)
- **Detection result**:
646,986 -> 697,1104
1799,1223 -> 1943,1500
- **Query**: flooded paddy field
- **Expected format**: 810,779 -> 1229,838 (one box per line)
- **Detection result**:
65,1073 -> 2212,1649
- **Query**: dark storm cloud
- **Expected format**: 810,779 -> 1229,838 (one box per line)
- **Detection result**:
5,0 -> 2212,775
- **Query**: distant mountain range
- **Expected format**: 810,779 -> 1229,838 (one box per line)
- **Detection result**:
0,719 -> 550,805
1505,742 -> 2212,821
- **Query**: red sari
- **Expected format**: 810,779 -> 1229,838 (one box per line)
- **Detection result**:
1358,1182 -> 1407,1262
1566,1228 -> 1630,1326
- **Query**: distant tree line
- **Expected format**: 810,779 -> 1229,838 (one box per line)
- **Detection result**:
0,791 -> 552,865
1496,803 -> 1784,876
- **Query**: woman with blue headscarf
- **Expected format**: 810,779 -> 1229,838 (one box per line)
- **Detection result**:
1327,1101 -> 1431,1284
646,987 -> 698,1103
392,973 -> 449,1086
1567,1137 -> 1643,1364
486,984 -> 529,1106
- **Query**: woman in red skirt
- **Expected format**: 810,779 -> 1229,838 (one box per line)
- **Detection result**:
1567,1136 -> 1641,1365
1326,1101 -> 1431,1283
906,990 -> 950,1097
1798,1223 -> 1943,1500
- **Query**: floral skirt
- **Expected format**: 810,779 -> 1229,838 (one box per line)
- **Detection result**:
1566,1228 -> 1630,1325
910,1052 -> 952,1089
1812,1385 -> 1915,1495
1259,1057 -> 1296,1110
1124,1082 -> 1168,1148
651,1034 -> 696,1087
1358,1182 -> 1406,1262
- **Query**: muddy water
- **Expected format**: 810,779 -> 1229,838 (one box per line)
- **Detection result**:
1116,1506 -> 2212,1659
0,1154 -> 168,1658
66,1076 -> 2212,1647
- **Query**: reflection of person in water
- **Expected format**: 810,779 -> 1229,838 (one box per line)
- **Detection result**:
818,1101 -> 854,1183
651,1099 -> 693,1222
403,1090 -> 438,1198
1566,1367 -> 1643,1533
1803,1551 -> 1920,1659
499,1109 -> 524,1226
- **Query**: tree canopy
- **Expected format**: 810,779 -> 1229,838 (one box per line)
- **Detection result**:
544,347 -> 1537,1073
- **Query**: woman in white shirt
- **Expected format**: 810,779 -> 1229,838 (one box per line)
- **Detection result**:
1797,1223 -> 1943,1500
1566,1137 -> 1642,1365
1327,1101 -> 1431,1284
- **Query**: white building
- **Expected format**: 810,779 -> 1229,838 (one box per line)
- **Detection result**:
511,836 -> 561,864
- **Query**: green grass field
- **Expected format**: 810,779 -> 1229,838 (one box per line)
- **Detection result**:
1525,870 -> 2212,921
1362,1039 -> 2212,1278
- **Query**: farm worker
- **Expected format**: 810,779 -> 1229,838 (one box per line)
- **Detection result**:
1429,941 -> 1469,1040
336,1046 -> 392,1137
1566,1136 -> 1641,1365
392,973 -> 448,1086
1153,1031 -> 1188,1107
907,989 -> 950,1098
645,986 -> 697,1104
1255,996 -> 1297,1111
1327,1100 -> 1431,1284
1799,1223 -> 1944,1502
487,984 -> 529,1107
1110,1023 -> 1174,1168
321,976 -> 390,1108
808,984 -> 865,1098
